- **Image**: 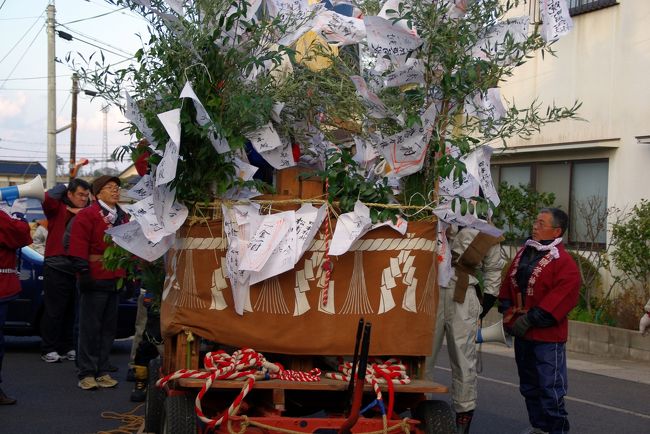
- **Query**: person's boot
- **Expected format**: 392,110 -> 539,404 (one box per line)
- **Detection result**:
0,387 -> 17,405
129,365 -> 148,402
455,410 -> 473,434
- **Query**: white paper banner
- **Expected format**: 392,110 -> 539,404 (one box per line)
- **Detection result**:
106,220 -> 174,262
240,212 -> 293,272
540,0 -> 573,42
125,92 -> 156,145
179,81 -> 211,126
465,87 -> 506,121
155,140 -> 179,186
462,145 -> 500,207
157,108 -> 181,146
295,203 -> 327,259
329,201 -> 372,256
250,212 -> 297,284
246,122 -> 283,153
259,140 -> 297,170
350,75 -> 391,119
364,15 -> 423,58
383,59 -> 425,88
126,174 -> 154,201
314,10 -> 366,46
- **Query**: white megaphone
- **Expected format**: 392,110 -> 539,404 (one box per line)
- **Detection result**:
476,319 -> 512,347
0,175 -> 45,205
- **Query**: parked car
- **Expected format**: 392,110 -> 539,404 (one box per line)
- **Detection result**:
3,245 -> 138,339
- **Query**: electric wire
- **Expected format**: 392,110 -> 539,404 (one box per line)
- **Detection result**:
0,9 -> 46,65
0,0 -> 8,11
0,22 -> 46,91
56,28 -> 133,59
0,74 -> 71,81
59,7 -> 126,25
57,23 -> 133,57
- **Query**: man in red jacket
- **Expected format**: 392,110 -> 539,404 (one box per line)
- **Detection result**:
68,176 -> 128,390
40,178 -> 91,363
499,208 -> 580,434
0,203 -> 33,404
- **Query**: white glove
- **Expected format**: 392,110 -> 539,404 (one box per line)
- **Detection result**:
10,198 -> 28,217
639,313 -> 650,336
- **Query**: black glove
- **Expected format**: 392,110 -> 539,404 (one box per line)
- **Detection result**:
78,272 -> 94,292
511,314 -> 532,338
480,294 -> 497,319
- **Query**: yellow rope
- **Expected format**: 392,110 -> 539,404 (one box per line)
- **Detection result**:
96,404 -> 144,434
226,415 -> 412,434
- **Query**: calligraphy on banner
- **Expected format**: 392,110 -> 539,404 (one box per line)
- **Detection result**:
364,15 -> 423,59
540,0 -> 573,42
106,220 -> 175,262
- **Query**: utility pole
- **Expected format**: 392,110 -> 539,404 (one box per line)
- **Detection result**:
69,73 -> 79,181
46,2 -> 56,188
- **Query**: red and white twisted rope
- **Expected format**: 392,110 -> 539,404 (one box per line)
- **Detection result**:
322,176 -> 332,307
156,348 -> 321,428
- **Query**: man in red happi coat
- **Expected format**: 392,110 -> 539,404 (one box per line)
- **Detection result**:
0,202 -> 33,404
68,176 -> 129,390
499,208 -> 581,434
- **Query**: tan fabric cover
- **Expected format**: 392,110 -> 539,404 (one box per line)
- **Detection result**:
161,220 -> 438,356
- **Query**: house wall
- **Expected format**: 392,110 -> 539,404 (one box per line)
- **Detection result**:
497,2 -> 650,211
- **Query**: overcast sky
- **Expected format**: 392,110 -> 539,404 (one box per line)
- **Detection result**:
0,0 -> 149,175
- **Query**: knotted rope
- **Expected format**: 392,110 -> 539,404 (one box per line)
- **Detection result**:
324,358 -> 410,420
156,348 -> 321,429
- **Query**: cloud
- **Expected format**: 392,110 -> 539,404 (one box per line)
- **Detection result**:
0,93 -> 27,119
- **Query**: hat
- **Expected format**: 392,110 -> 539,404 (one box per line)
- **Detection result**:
92,175 -> 121,196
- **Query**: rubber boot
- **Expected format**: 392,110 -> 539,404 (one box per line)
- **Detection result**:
129,365 -> 148,402
455,410 -> 473,434
0,387 -> 17,405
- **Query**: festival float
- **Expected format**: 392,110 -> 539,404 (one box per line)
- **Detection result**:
76,0 -> 579,432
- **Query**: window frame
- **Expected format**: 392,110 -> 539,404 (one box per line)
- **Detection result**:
567,0 -> 618,17
491,158 -> 608,250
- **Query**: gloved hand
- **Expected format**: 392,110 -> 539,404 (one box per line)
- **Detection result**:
639,313 -> 650,336
10,198 -> 28,220
480,294 -> 497,319
78,272 -> 94,292
511,314 -> 532,338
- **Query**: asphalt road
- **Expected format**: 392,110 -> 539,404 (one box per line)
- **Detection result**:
1,337 -> 649,433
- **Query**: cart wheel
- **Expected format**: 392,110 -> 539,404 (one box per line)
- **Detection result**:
145,357 -> 164,433
162,394 -> 197,434
414,400 -> 455,434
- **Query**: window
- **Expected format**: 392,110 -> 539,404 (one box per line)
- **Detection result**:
492,159 -> 609,246
567,0 -> 618,16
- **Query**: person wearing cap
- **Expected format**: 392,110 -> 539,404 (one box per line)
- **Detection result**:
0,200 -> 32,404
40,178 -> 91,364
68,176 -> 129,390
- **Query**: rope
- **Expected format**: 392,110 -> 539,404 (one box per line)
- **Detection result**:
156,348 -> 322,429
322,176 -> 332,307
96,404 -> 144,434
325,358 -> 410,421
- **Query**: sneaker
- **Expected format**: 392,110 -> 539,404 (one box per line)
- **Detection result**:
78,377 -> 98,390
62,350 -> 76,361
95,374 -> 118,388
41,352 -> 61,363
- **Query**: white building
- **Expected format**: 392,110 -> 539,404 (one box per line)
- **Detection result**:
494,0 -> 649,245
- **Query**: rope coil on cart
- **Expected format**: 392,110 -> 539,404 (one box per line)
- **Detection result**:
155,348 -> 321,429
325,358 -> 410,421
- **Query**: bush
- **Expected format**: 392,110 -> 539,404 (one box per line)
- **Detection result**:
601,288 -> 647,330
610,199 -> 650,295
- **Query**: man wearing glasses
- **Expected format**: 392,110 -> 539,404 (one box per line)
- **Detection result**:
499,208 -> 580,434
68,176 -> 129,390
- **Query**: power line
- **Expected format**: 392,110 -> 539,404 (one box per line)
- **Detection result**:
0,16 -> 42,21
0,0 -> 8,11
0,9 -> 45,65
57,28 -> 133,59
60,7 -> 126,25
0,22 -> 46,91
57,23 -> 133,58
0,74 -> 71,81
